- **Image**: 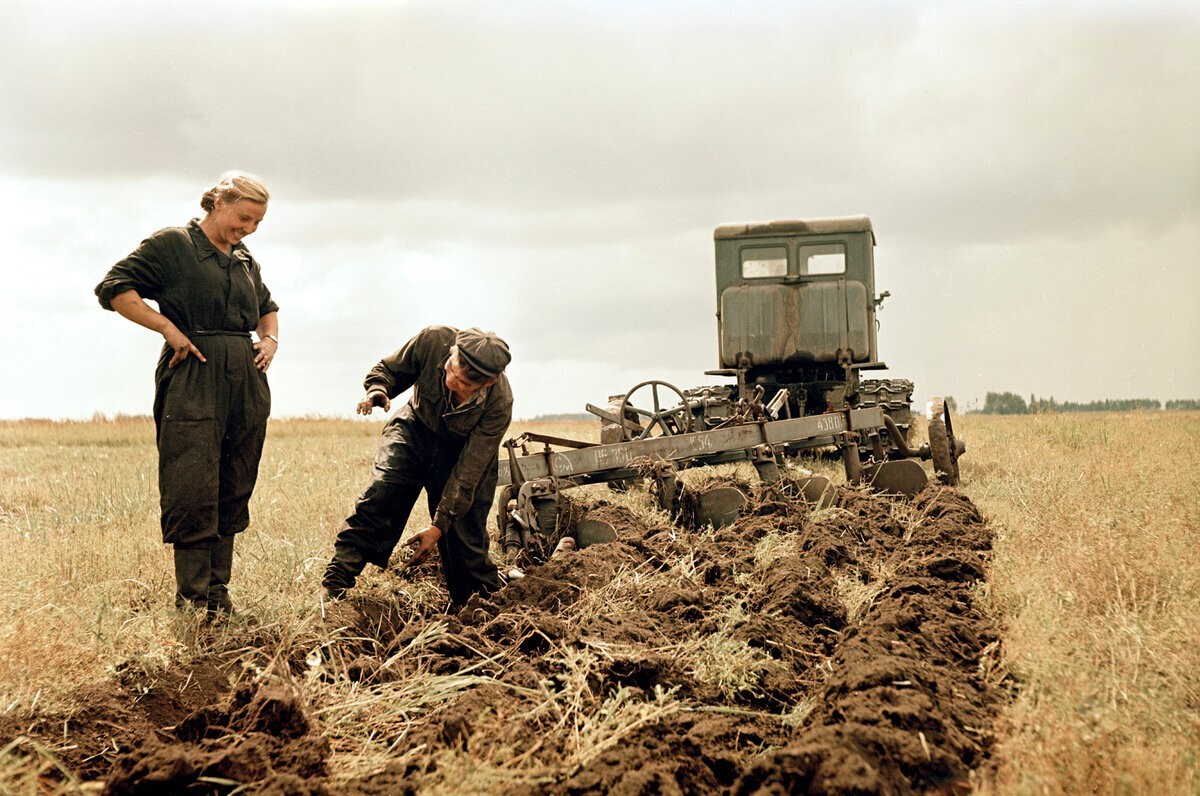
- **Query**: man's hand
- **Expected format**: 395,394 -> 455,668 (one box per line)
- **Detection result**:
357,390 -> 391,415
405,526 -> 443,567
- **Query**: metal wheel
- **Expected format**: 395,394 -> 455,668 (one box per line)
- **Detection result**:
616,380 -> 694,441
927,396 -> 959,486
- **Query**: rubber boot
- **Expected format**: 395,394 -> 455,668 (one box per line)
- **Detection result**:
174,544 -> 212,612
322,545 -> 368,600
207,536 -> 236,615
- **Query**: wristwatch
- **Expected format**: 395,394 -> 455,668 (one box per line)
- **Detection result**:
264,334 -> 279,344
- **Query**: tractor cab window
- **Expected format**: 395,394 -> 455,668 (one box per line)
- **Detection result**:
741,246 -> 788,279
799,243 -> 846,275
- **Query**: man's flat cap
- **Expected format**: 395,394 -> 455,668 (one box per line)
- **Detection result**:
455,328 -> 511,378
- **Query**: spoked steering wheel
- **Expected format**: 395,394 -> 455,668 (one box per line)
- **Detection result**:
616,380 -> 694,441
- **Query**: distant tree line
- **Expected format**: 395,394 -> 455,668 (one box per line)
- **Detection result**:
975,392 -> 1200,415
979,392 -> 1030,415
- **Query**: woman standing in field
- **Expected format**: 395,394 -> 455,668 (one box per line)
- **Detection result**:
94,172 -> 279,616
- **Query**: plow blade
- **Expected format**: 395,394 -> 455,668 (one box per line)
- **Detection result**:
793,475 -> 835,506
865,459 -> 928,498
695,486 -> 748,528
575,518 -> 619,549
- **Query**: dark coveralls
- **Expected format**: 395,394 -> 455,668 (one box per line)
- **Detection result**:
326,326 -> 511,606
95,220 -> 277,608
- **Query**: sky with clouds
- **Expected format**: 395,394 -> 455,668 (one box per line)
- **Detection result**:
2,0 -> 1197,420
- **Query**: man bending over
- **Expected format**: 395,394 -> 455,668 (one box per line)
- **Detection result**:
322,325 -> 512,608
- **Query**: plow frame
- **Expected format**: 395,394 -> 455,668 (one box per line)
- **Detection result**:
498,406 -> 889,489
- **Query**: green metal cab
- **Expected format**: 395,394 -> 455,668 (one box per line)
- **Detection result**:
713,216 -> 896,418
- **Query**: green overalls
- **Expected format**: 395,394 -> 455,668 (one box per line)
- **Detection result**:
96,220 -> 278,609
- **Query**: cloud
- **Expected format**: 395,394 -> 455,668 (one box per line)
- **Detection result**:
4,2 -> 1195,246
1,0 -> 1197,420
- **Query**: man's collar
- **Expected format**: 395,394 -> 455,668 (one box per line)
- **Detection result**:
461,385 -> 489,407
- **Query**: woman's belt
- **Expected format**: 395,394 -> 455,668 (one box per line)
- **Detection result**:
188,330 -> 252,338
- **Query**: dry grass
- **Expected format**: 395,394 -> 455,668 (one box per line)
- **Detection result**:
962,411 -> 1200,795
685,595 -> 787,701
2,411 -> 1199,793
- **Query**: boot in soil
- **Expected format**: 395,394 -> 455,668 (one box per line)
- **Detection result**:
207,535 -> 236,616
322,545 -> 368,600
173,544 -> 212,612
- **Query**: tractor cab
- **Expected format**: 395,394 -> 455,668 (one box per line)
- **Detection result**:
712,216 -> 891,417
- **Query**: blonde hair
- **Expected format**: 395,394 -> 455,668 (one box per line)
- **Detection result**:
200,171 -> 270,213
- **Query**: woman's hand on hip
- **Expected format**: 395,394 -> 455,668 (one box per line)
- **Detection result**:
110,290 -> 205,368
253,337 -> 278,371
163,327 -> 206,368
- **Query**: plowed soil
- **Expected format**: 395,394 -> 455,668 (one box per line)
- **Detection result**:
1,482 -> 1005,795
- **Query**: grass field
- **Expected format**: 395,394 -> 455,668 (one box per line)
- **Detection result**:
965,411 -> 1200,793
1,410 -> 1198,793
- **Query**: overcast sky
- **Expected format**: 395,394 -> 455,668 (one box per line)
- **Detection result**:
2,0 -> 1197,421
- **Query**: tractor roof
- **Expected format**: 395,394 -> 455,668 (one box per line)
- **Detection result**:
713,215 -> 874,242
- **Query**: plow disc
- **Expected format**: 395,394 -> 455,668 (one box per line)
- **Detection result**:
792,474 -> 835,506
575,518 -> 619,549
865,459 -> 929,498
694,486 -> 748,528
